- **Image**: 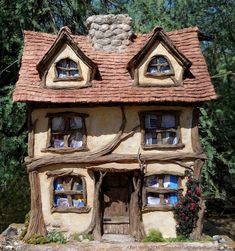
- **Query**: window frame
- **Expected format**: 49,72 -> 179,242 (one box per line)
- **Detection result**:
42,112 -> 89,153
144,54 -> 174,78
142,173 -> 183,212
47,171 -> 90,214
139,110 -> 185,150
53,58 -> 84,82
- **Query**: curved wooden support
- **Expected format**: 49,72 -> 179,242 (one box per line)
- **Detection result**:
24,171 -> 47,240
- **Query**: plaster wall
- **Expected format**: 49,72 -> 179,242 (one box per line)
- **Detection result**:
32,105 -> 193,157
39,164 -> 94,233
137,42 -> 184,86
45,44 -> 91,88
143,211 -> 177,238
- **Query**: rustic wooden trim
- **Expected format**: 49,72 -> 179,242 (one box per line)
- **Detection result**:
53,76 -> 84,82
145,187 -> 183,194
46,170 -> 85,178
41,146 -> 89,153
191,107 -> 203,153
142,143 -> 185,150
193,159 -> 204,179
142,205 -> 173,212
144,170 -> 185,177
46,112 -> 89,118
26,152 -> 207,172
28,118 -> 37,158
24,171 -> 47,240
51,206 -> 91,213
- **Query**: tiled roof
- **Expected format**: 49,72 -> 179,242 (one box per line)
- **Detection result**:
13,27 -> 217,104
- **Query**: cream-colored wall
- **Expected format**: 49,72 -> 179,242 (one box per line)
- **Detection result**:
137,42 -> 184,86
39,164 -> 94,233
45,43 -> 91,88
32,105 -> 193,157
143,211 -> 177,238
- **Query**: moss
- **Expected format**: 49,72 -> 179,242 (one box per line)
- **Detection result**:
19,211 -> 30,240
143,229 -> 165,242
26,234 -> 49,245
47,230 -> 67,244
72,233 -> 94,242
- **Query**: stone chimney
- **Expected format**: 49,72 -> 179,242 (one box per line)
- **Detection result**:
86,14 -> 133,52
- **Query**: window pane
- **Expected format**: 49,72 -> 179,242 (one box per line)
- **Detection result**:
162,131 -> 178,145
51,134 -> 64,148
55,195 -> 70,208
165,193 -> 178,205
149,58 -> 158,65
72,194 -> 85,208
58,69 -> 67,78
69,70 -> 79,77
70,116 -> 83,129
52,117 -> 65,131
160,65 -> 171,73
145,175 -> 159,187
54,178 -> 64,191
147,193 -> 160,205
147,66 -> 158,74
57,59 -> 67,67
159,56 -> 167,64
145,132 -> 157,145
68,132 -> 83,148
145,114 -> 158,129
163,175 -> 178,188
68,60 -> 77,68
161,114 -> 175,128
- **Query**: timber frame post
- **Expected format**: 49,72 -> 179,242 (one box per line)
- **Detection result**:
24,171 -> 47,240
191,107 -> 206,240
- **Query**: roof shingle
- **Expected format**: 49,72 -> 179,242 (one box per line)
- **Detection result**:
13,27 -> 217,104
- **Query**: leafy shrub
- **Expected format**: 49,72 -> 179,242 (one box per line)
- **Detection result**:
47,230 -> 67,244
173,175 -> 200,237
143,229 -> 165,242
26,234 -> 49,244
166,235 -> 190,242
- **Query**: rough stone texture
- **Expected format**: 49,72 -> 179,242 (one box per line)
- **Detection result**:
85,14 -> 133,52
14,242 -> 219,251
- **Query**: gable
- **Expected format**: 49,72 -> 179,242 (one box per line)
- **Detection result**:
127,27 -> 192,87
37,27 -> 97,89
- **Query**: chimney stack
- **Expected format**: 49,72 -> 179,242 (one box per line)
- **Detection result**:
86,14 -> 133,52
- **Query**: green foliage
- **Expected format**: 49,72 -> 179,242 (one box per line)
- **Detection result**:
26,234 -> 49,245
173,175 -> 200,237
143,229 -> 165,242
165,235 -> 191,242
47,230 -> 67,244
19,212 -> 30,240
72,233 -> 94,242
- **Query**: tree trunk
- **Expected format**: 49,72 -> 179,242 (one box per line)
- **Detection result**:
129,171 -> 145,241
24,171 -> 47,240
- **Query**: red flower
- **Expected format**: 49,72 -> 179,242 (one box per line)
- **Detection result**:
195,187 -> 201,196
187,190 -> 191,194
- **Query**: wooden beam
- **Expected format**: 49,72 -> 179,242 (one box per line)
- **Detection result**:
26,152 -> 207,172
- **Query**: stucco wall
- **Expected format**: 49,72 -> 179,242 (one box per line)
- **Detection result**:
39,164 -> 94,233
137,42 -> 184,86
45,43 -> 91,88
32,105 -> 193,157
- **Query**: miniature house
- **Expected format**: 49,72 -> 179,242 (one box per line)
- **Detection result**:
13,14 -> 216,240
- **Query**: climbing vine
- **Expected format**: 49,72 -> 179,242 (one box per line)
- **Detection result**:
173,175 -> 201,237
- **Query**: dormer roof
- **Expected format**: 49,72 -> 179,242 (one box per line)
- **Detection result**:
37,26 -> 98,79
127,26 -> 192,78
13,26 -> 217,104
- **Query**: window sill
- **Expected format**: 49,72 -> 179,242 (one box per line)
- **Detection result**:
145,187 -> 183,193
144,72 -> 174,78
142,143 -> 185,150
142,205 -> 173,212
53,76 -> 83,82
41,146 -> 89,154
51,206 -> 91,214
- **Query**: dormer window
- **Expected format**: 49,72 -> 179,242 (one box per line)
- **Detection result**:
146,55 -> 173,76
55,58 -> 82,81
